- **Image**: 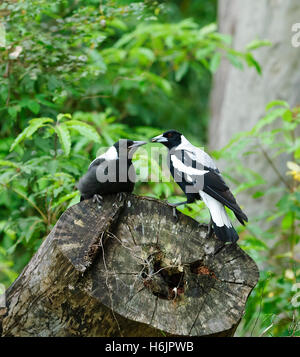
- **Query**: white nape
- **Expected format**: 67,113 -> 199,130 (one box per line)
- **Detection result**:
89,146 -> 118,168
104,146 -> 118,160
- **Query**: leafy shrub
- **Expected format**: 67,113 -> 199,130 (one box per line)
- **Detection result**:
213,102 -> 300,336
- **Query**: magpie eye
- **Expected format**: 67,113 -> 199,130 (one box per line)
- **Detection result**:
167,133 -> 173,138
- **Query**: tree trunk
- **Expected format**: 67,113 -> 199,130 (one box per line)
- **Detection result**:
209,0 -> 300,219
0,194 -> 259,337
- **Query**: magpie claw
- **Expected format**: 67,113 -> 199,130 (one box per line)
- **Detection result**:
172,207 -> 179,223
117,192 -> 125,202
93,194 -> 103,209
206,219 -> 214,239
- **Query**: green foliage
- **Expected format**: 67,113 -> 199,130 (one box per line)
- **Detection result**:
0,0 -> 262,140
1,0 -> 294,338
215,102 -> 300,337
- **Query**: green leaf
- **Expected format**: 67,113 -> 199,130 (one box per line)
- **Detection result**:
51,192 -> 79,209
55,123 -> 71,156
252,191 -> 265,199
253,108 -> 287,133
246,39 -> 272,51
295,147 -> 300,159
265,101 -> 289,111
8,105 -> 21,119
199,23 -> 217,36
246,40 -> 272,51
27,100 -> 40,114
26,118 -> 54,137
195,45 -> 215,60
245,53 -> 261,74
57,113 -> 72,122
209,52 -> 221,73
109,18 -> 128,32
10,118 -> 54,152
274,252 -> 293,259
114,32 -> 135,48
134,47 -> 155,63
281,212 -> 294,230
143,72 -> 172,95
282,110 -> 293,122
0,160 -> 20,168
175,62 -> 189,82
65,120 -> 100,142
209,32 -> 232,45
226,53 -> 244,69
244,236 -> 268,251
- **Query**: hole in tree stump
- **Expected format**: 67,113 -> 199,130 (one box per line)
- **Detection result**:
190,260 -> 217,280
141,250 -> 185,301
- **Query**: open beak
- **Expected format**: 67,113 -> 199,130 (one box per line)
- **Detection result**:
151,134 -> 168,143
128,141 -> 147,149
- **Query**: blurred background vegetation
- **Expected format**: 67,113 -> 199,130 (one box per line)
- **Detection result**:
0,0 -> 299,336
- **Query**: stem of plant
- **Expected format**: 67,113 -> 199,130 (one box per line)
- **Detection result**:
259,142 -> 293,191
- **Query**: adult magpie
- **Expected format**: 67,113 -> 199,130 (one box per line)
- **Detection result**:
78,139 -> 146,207
151,130 -> 247,243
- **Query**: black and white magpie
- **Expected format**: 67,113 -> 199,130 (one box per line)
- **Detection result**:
78,139 -> 146,206
151,130 -> 248,243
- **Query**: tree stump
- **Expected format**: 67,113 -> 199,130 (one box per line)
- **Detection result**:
0,194 -> 259,337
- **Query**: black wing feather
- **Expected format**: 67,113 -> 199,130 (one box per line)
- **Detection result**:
203,167 -> 248,225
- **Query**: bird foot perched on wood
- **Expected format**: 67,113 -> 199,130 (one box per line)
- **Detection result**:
167,203 -> 180,223
172,208 -> 179,223
92,194 -> 103,209
117,192 -> 126,202
167,201 -> 188,223
206,218 -> 214,239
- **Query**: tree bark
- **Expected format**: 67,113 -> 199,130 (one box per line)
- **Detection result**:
0,194 -> 259,337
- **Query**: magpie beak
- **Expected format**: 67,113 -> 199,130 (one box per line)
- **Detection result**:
128,140 -> 147,157
128,141 -> 147,149
151,134 -> 168,143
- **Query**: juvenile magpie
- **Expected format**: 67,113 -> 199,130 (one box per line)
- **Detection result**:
78,139 -> 146,207
151,130 -> 248,243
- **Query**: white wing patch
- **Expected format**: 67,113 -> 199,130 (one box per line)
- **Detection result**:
89,146 -> 118,169
170,155 -> 209,176
200,191 -> 232,228
186,174 -> 193,183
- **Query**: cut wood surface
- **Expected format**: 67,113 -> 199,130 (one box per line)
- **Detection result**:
0,194 -> 259,337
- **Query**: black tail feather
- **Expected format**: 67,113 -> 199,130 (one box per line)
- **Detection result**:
234,211 -> 248,226
204,186 -> 248,225
212,222 -> 239,243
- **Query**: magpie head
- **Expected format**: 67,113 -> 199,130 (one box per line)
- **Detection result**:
113,139 -> 146,159
151,130 -> 182,149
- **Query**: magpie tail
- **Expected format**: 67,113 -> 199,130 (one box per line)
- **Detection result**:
200,191 -> 239,243
212,222 -> 239,243
204,186 -> 248,225
234,210 -> 248,226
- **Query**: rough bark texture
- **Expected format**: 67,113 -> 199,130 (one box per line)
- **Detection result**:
209,0 -> 300,219
0,194 -> 259,337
